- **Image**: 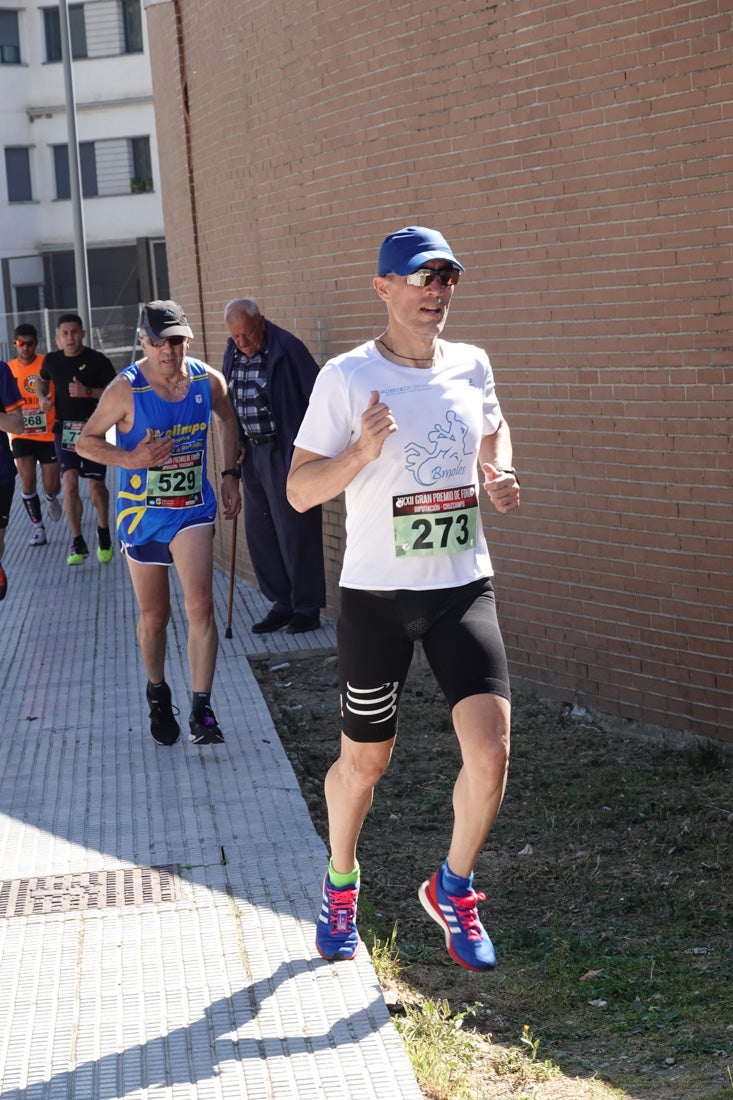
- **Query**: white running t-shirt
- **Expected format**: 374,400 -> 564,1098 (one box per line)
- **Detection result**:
294,339 -> 504,591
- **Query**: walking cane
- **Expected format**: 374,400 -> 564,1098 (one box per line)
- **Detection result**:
225,517 -> 237,639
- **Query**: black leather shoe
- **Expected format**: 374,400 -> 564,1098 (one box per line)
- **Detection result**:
286,612 -> 321,634
251,607 -> 292,634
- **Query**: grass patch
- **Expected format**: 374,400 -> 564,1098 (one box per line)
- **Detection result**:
253,654 -> 733,1099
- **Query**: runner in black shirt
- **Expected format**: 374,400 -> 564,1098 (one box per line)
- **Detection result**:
38,313 -> 117,565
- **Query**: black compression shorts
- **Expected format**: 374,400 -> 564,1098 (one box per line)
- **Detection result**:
336,578 -> 510,743
11,438 -> 57,464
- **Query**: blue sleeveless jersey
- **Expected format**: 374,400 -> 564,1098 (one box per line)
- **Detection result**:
116,358 -> 217,544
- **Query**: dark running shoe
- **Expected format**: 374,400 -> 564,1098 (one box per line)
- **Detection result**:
189,706 -> 225,745
97,525 -> 114,563
0,562 -> 7,601
146,682 -> 180,746
67,536 -> 89,566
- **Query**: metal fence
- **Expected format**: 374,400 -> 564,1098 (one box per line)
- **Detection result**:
1,304 -> 142,370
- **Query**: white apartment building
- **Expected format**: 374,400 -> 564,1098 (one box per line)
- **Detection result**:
0,0 -> 167,361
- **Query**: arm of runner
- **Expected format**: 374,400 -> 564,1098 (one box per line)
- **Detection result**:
0,364 -> 25,435
287,389 -> 397,512
36,365 -> 52,411
0,405 -> 24,435
77,374 -> 174,469
480,419 -> 520,513
69,376 -> 105,400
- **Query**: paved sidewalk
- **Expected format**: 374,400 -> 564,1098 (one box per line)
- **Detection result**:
0,498 -> 423,1099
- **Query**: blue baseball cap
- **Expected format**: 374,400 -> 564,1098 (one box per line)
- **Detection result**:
377,225 -> 465,276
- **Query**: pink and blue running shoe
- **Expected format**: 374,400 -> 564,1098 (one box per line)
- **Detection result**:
419,867 -> 497,971
315,874 -> 360,961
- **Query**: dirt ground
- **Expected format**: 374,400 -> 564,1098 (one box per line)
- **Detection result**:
251,649 -> 732,1100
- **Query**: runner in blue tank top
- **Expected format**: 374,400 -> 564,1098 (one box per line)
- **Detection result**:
78,301 -> 242,747
115,356 -> 217,545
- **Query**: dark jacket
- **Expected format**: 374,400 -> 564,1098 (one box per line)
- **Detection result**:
222,320 -> 319,460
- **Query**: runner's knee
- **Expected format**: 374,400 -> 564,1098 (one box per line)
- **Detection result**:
184,591 -> 215,627
336,740 -> 393,790
139,605 -> 170,636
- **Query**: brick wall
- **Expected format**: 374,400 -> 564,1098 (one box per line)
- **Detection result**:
144,0 -> 732,742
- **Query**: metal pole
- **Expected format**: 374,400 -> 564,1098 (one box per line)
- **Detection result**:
59,0 -> 91,329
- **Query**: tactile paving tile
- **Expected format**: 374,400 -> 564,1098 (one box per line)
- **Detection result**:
0,488 -> 423,1099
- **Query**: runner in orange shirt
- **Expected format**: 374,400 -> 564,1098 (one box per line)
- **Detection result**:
7,324 -> 62,546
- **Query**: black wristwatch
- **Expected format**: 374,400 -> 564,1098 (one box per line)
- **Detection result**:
499,466 -> 520,484
221,467 -> 241,480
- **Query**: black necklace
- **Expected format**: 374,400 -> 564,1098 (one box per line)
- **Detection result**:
377,336 -> 436,363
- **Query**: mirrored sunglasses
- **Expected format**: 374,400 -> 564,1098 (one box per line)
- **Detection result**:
405,266 -> 461,288
15,339 -> 36,347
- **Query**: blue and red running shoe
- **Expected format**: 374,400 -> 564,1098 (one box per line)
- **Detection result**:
418,868 -> 497,971
315,873 -> 360,961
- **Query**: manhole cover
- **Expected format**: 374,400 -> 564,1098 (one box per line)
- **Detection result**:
0,865 -> 181,918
